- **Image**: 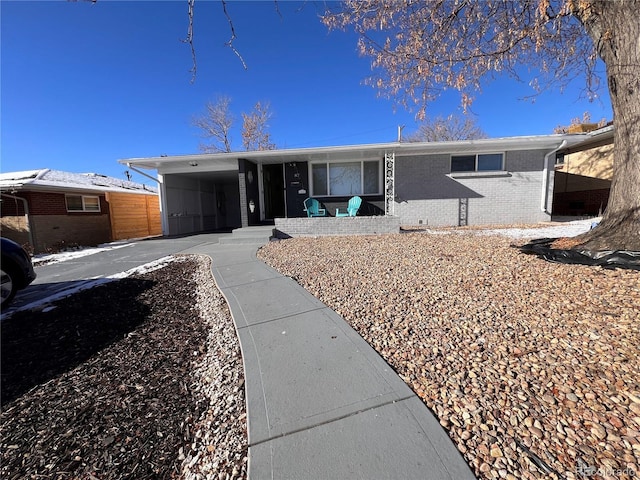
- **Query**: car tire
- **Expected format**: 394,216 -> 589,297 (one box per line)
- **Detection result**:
1,264 -> 18,307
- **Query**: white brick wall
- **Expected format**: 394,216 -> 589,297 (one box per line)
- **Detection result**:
274,216 -> 400,238
394,150 -> 552,226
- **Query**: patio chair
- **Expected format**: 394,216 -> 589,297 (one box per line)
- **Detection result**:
303,198 -> 326,217
335,196 -> 362,217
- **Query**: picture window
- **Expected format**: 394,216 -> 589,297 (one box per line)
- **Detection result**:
310,160 -> 381,196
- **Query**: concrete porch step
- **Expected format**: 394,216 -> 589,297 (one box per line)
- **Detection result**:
218,236 -> 271,245
218,226 -> 274,245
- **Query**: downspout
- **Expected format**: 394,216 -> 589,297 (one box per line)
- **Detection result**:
1,192 -> 35,248
127,164 -> 167,236
541,140 -> 567,214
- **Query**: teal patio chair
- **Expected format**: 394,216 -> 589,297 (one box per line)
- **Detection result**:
335,196 -> 362,217
303,198 -> 326,217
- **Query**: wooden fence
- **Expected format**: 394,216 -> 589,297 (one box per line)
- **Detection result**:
106,192 -> 162,241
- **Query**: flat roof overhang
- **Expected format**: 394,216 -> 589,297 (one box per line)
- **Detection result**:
120,134 -> 587,174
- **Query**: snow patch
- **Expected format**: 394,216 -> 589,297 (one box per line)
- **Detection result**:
2,256 -> 179,320
421,218 -> 598,240
478,218 -> 598,239
32,241 -> 136,266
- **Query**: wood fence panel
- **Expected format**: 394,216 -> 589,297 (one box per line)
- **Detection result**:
107,192 -> 161,241
146,195 -> 162,236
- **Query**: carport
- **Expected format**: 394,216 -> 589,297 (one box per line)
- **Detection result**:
122,155 -> 242,236
122,152 -> 310,236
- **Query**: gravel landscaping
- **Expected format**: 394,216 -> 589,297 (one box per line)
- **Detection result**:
258,232 -> 640,480
1,255 -> 247,480
3,228 -> 638,480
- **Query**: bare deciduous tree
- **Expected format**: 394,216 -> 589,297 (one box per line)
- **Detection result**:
406,114 -> 487,142
242,101 -> 276,151
192,95 -> 234,153
193,97 -> 276,152
322,0 -> 640,251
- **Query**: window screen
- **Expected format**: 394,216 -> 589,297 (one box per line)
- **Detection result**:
363,161 -> 379,194
66,195 -> 100,212
477,153 -> 503,171
312,164 -> 328,196
329,162 -> 361,196
451,155 -> 476,172
66,195 -> 84,211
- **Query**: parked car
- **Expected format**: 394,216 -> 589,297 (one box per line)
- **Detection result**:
1,237 -> 37,307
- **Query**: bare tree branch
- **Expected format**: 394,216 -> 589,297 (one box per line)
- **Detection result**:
241,101 -> 276,151
192,96 -> 234,153
221,0 -> 247,70
192,97 -> 276,152
405,114 -> 487,142
182,0 -> 197,83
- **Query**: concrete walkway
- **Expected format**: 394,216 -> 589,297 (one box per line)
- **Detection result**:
188,234 -> 476,480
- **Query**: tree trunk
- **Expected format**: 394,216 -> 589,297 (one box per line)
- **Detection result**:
572,0 -> 640,252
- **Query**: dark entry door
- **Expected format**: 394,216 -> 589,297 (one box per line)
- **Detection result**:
263,164 -> 286,219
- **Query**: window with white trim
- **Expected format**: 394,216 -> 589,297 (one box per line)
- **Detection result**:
310,160 -> 381,196
66,195 -> 101,212
451,153 -> 504,172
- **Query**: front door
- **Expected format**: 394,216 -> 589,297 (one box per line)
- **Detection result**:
263,164 -> 286,219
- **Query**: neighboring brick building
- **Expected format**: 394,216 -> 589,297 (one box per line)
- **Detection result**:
1,169 -> 160,253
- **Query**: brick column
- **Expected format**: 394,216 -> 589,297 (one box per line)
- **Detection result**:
238,172 -> 248,228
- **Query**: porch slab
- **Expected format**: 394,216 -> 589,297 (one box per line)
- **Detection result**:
274,215 -> 400,238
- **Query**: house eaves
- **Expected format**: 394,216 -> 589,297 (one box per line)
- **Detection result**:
121,133 -> 587,175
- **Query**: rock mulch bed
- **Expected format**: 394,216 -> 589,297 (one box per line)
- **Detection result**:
1,255 -> 247,480
258,232 -> 640,480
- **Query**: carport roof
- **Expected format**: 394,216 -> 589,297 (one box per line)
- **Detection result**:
120,134 -> 587,173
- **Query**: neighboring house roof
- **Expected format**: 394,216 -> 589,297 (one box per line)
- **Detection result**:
555,124 -> 614,182
560,124 -> 614,153
121,133 -> 589,173
0,169 -> 157,195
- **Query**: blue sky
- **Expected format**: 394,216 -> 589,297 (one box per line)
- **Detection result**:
2,0 -> 613,184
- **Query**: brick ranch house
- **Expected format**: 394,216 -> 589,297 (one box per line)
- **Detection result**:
0,169 -> 161,253
121,132 -> 603,238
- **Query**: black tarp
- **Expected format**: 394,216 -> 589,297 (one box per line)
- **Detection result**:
519,238 -> 640,270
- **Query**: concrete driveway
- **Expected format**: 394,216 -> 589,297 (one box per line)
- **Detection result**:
3,233 -> 227,316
